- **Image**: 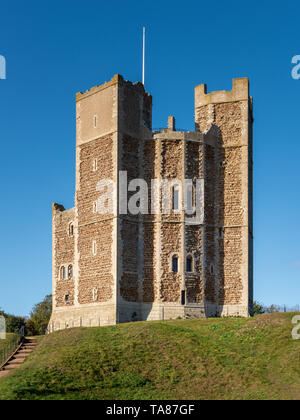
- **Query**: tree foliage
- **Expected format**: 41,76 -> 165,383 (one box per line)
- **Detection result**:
25,295 -> 52,336
0,309 -> 26,333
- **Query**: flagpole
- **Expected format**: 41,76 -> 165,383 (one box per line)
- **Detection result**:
142,26 -> 145,85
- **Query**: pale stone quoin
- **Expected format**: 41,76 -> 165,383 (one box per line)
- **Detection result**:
49,74 -> 253,331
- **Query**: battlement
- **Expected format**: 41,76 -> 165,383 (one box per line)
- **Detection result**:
76,74 -> 151,102
195,78 -> 249,107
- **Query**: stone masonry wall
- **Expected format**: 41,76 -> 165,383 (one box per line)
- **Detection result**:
185,139 -> 205,304
142,139 -> 158,303
53,208 -> 75,307
119,134 -> 140,303
195,88 -> 250,309
77,135 -> 114,305
160,222 -> 182,303
160,138 -> 183,303
77,220 -> 113,304
203,143 -> 217,304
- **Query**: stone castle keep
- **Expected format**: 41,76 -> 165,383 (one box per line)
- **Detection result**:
49,74 -> 253,331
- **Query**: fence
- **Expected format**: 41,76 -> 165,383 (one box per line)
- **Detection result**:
0,326 -> 25,369
262,305 -> 300,313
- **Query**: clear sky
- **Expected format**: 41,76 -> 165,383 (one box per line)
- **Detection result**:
0,0 -> 299,316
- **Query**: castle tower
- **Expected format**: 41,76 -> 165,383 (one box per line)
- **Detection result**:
51,75 -> 152,329
195,78 -> 253,316
49,75 -> 253,331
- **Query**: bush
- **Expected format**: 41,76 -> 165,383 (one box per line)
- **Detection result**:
253,301 -> 265,315
0,309 -> 26,333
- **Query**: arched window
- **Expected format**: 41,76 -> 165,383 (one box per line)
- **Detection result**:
64,294 -> 70,305
186,256 -> 192,273
68,222 -> 74,237
60,266 -> 66,280
68,265 -> 73,280
172,256 -> 178,273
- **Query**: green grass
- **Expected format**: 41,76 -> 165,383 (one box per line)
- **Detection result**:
0,313 -> 299,400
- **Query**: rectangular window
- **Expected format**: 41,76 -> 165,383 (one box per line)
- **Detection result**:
172,256 -> 178,273
186,257 -> 192,273
186,185 -> 193,213
173,185 -> 179,211
181,290 -> 186,305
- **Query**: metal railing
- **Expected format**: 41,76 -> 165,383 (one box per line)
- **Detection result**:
0,326 -> 25,370
153,127 -> 193,133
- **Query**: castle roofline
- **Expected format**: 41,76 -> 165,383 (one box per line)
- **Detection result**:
76,74 -> 151,102
195,77 -> 249,107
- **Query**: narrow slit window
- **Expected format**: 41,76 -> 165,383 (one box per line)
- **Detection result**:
68,265 -> 73,280
93,202 -> 97,214
92,240 -> 97,256
94,115 -> 98,128
69,223 -> 74,237
60,266 -> 66,280
210,264 -> 214,275
64,295 -> 70,305
219,228 -> 224,239
92,159 -> 98,172
92,287 -> 98,302
172,256 -> 178,273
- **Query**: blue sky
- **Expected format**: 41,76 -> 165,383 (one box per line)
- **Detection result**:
0,0 -> 299,316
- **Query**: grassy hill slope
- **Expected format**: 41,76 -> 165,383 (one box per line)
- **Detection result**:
0,313 -> 299,400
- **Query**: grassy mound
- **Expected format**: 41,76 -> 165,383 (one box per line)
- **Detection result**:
0,313 -> 299,400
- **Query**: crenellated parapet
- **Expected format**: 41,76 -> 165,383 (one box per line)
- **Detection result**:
195,78 -> 249,107
76,74 -> 152,102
